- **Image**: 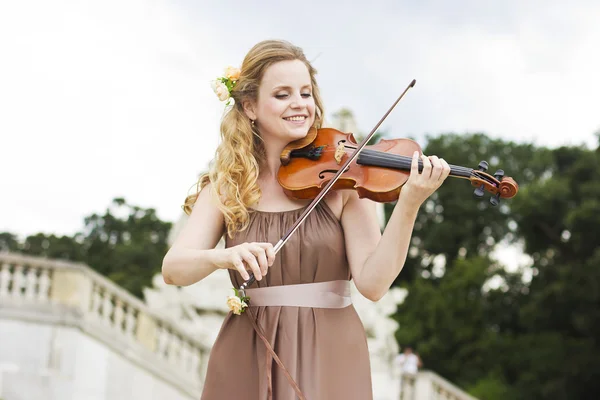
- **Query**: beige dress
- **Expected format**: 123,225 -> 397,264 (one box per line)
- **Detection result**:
200,202 -> 373,400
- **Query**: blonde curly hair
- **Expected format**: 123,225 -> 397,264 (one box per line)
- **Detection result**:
183,40 -> 325,238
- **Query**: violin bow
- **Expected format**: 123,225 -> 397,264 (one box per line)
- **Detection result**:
238,79 -> 417,295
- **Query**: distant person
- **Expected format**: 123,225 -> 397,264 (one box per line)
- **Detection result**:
395,346 -> 423,375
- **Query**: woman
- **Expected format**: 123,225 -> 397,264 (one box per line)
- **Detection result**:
162,39 -> 450,400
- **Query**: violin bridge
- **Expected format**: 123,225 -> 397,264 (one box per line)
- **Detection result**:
335,143 -> 345,164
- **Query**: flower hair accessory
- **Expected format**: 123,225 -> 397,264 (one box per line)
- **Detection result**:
227,288 -> 250,315
211,66 -> 241,106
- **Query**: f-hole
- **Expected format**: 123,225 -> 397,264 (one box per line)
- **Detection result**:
319,166 -> 350,179
339,139 -> 357,151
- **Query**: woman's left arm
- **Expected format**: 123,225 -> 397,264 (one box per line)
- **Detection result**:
342,151 -> 450,301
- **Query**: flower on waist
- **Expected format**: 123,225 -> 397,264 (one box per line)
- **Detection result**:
227,288 -> 250,315
211,66 -> 241,106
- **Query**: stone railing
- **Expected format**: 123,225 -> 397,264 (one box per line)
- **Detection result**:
400,371 -> 479,400
0,252 -> 207,398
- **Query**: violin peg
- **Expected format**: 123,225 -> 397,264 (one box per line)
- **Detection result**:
474,184 -> 485,198
478,161 -> 489,172
494,169 -> 504,180
490,192 -> 501,206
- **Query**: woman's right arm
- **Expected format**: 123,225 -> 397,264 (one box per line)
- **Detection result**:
161,183 -> 274,286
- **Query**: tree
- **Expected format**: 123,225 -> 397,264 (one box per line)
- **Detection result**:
506,143 -> 600,399
390,132 -> 600,399
0,232 -> 20,252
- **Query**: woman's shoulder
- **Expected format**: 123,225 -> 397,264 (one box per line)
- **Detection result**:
336,190 -> 380,223
311,190 -> 375,221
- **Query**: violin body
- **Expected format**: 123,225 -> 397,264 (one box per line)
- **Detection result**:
278,128 -> 421,202
277,127 -> 519,204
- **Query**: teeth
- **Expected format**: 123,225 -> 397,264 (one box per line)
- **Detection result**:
285,116 -> 306,121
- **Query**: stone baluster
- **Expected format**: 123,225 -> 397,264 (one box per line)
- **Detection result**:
124,304 -> 137,337
155,324 -> 169,359
90,284 -> 102,318
113,298 -> 125,330
38,268 -> 50,301
24,267 -> 37,300
135,310 -> 158,352
101,289 -> 113,325
168,333 -> 181,364
11,264 -> 23,298
0,262 -> 10,297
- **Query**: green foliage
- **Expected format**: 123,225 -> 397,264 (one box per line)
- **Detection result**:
386,132 -> 551,283
0,232 -> 20,252
467,371 -> 516,400
395,256 -> 501,385
2,197 -> 172,299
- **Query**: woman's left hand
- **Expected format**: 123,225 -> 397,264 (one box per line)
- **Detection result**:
401,150 -> 451,208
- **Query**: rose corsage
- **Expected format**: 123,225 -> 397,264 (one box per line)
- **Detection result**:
227,288 -> 250,315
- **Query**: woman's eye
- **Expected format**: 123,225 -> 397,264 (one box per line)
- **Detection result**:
274,92 -> 312,99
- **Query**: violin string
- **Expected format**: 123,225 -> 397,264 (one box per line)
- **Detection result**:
360,149 -> 473,172
310,147 -> 475,175
312,147 -> 474,177
359,149 -> 474,176
360,148 -> 473,171
360,151 -> 499,186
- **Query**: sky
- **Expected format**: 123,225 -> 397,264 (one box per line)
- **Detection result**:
1,0 -> 599,248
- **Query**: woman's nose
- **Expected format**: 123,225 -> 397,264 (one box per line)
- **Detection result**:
290,94 -> 307,108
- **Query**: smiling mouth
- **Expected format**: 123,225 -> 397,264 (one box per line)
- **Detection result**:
283,116 -> 307,122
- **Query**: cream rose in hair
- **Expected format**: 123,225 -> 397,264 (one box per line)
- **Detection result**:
227,294 -> 248,315
212,80 -> 230,102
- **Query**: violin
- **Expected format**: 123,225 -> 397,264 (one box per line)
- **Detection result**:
239,79 -> 519,292
277,127 -> 519,205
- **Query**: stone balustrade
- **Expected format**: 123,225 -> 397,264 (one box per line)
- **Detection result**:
0,251 -> 207,398
400,371 -> 479,400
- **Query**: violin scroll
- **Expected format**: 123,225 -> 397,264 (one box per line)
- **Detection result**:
470,160 -> 519,206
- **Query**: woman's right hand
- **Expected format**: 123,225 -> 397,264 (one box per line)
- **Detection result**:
215,242 -> 275,281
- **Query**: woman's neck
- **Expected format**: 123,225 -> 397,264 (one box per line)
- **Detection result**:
260,139 -> 288,180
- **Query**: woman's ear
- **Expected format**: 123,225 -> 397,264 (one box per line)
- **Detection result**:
242,100 -> 257,121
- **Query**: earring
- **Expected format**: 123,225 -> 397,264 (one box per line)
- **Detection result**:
251,119 -> 255,126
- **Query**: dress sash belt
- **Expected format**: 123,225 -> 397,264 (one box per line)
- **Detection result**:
245,280 -> 352,308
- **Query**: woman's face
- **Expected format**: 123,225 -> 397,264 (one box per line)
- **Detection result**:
245,59 -> 316,144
